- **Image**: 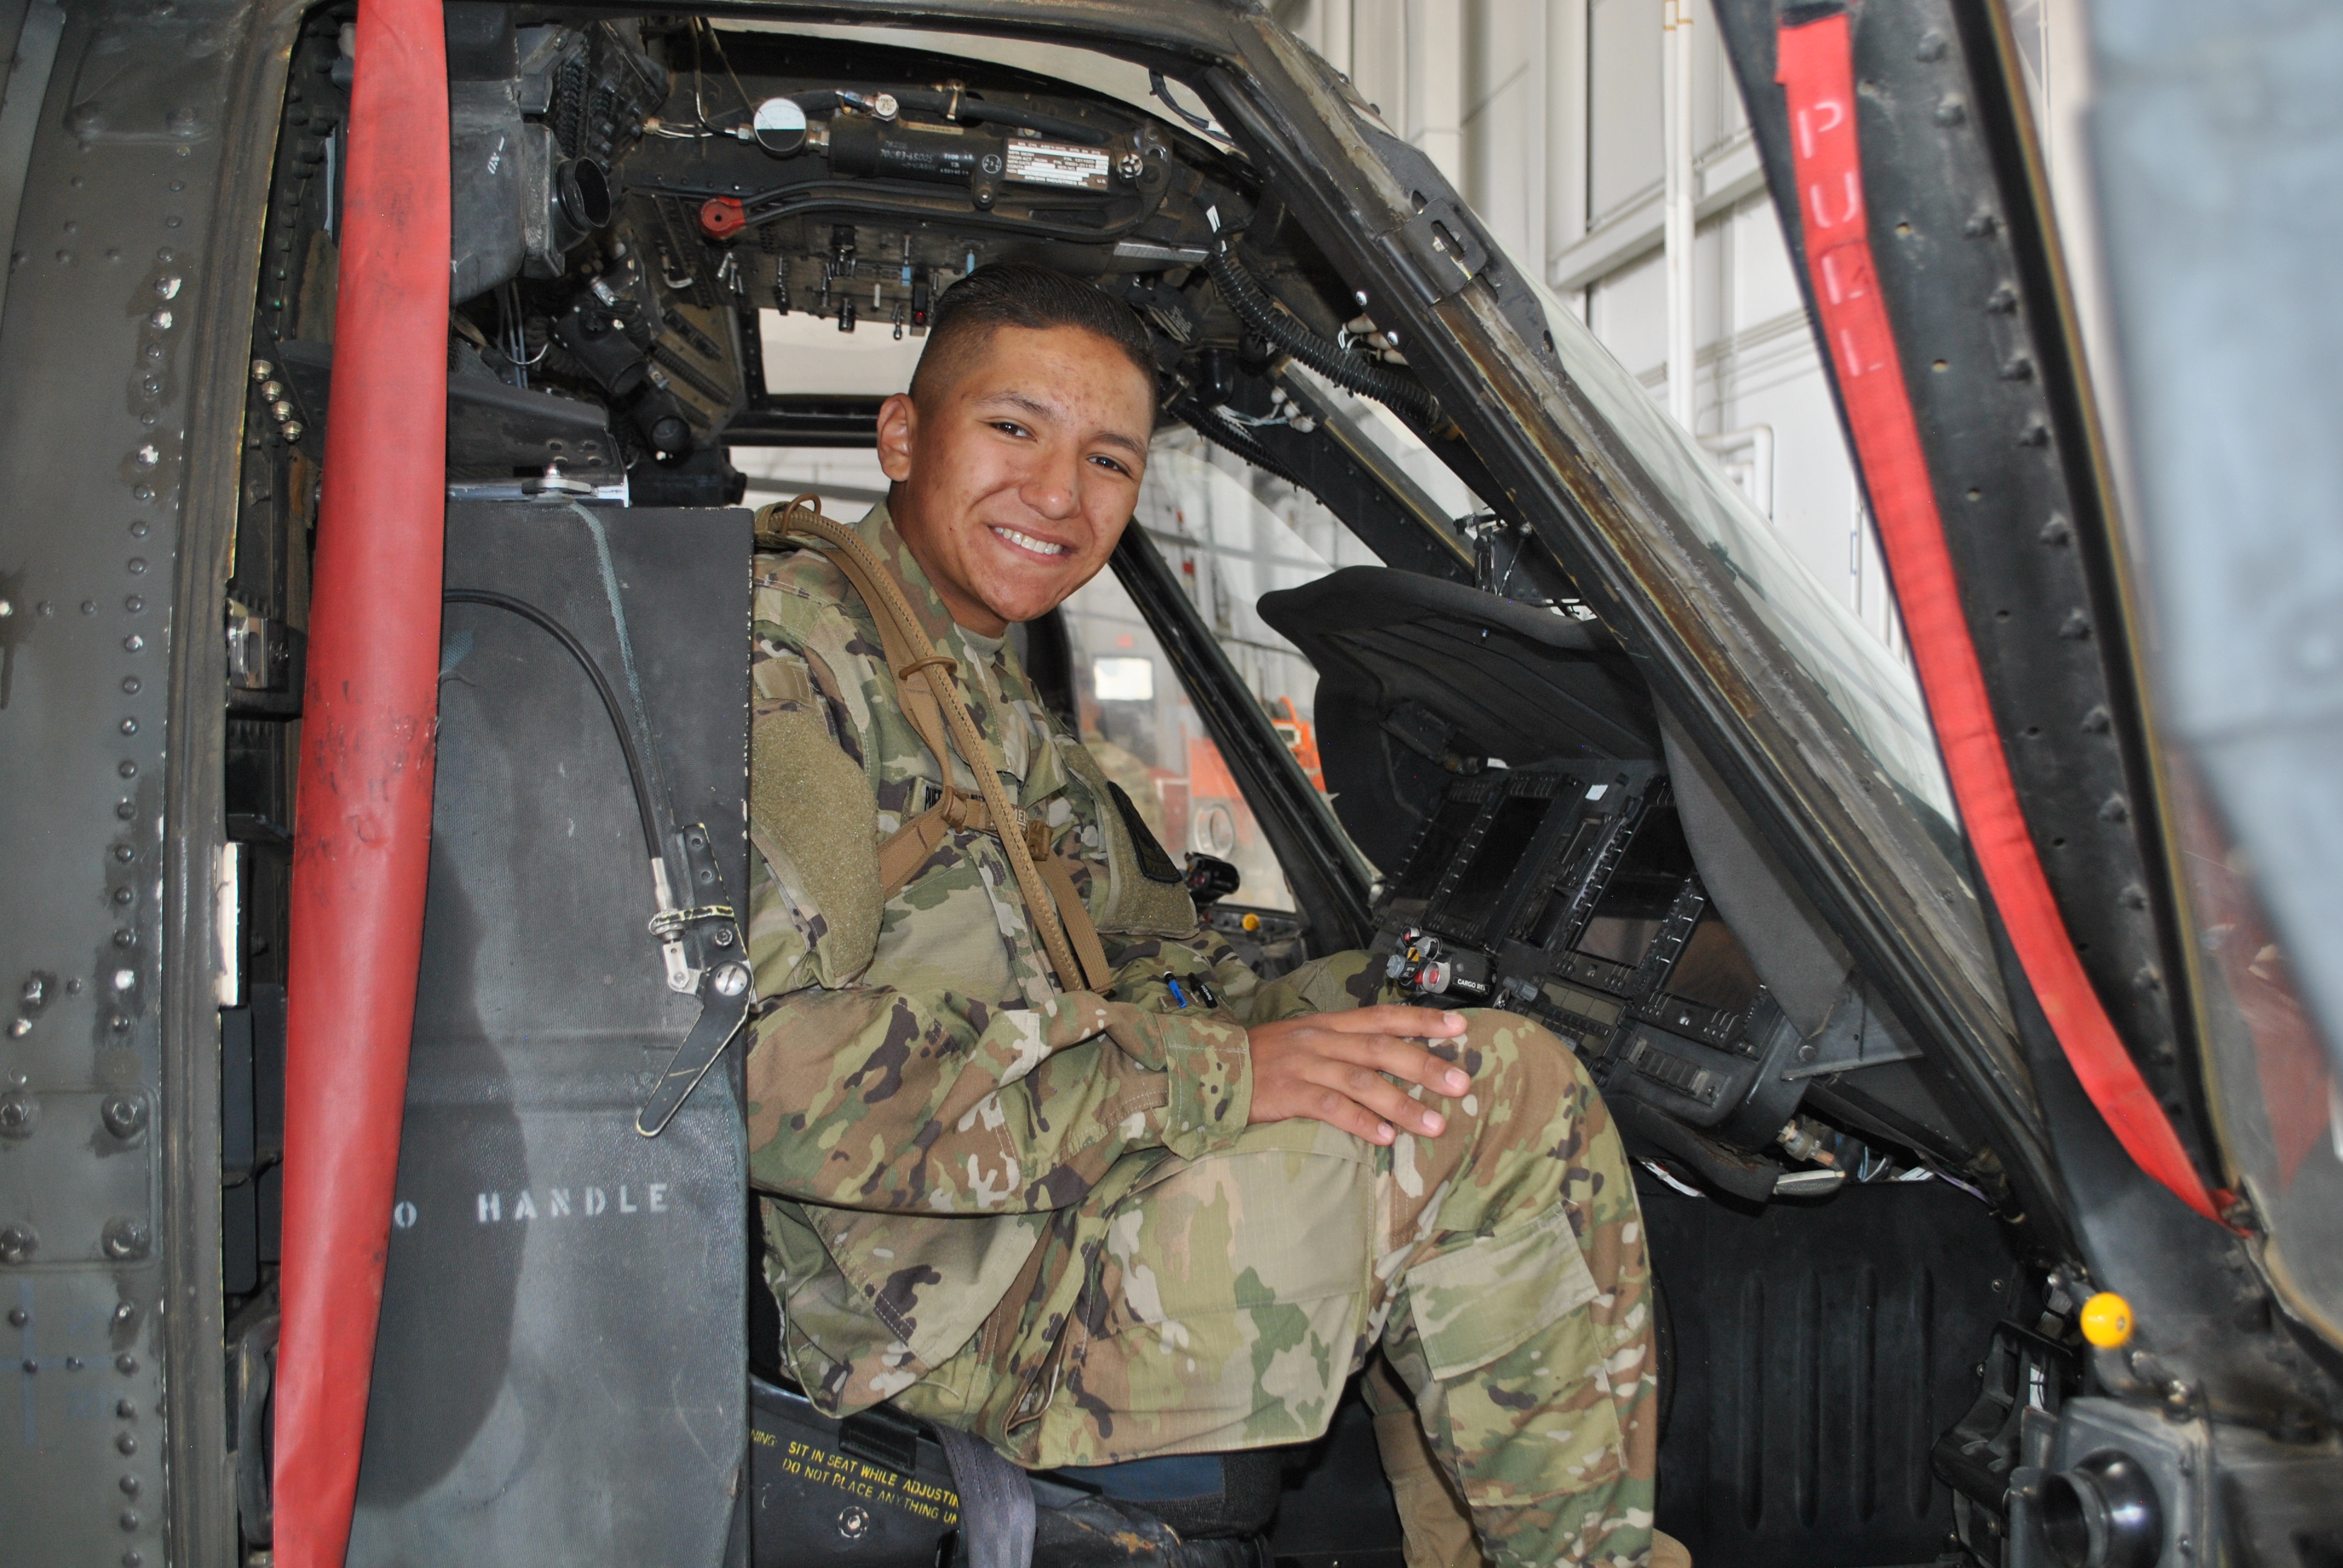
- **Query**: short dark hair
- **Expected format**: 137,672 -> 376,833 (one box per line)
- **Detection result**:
909,263 -> 1159,420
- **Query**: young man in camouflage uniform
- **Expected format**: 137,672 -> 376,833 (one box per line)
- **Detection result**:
744,264 -> 1659,1566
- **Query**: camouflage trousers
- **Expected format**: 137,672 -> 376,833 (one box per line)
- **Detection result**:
886,963 -> 1659,1567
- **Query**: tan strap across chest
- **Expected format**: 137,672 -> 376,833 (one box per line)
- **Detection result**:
761,497 -> 1112,995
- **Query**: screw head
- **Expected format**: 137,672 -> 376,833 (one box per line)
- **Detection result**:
102,1218 -> 151,1261
0,1224 -> 38,1264
837,1505 -> 870,1539
0,1091 -> 36,1137
102,1095 -> 148,1140
712,963 -> 750,999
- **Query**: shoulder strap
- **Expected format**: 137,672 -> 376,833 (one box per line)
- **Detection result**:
761,497 -> 1110,995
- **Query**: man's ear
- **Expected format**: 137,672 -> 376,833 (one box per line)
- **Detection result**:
876,393 -> 917,483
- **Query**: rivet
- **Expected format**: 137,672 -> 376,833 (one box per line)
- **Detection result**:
123,636 -> 143,653
124,1553 -> 143,1567
65,1356 -> 85,1369
126,558 -> 146,574
120,718 -> 138,736
5,1020 -> 27,1039
113,888 -> 133,906
113,969 -> 134,991
81,600 -> 96,614
119,760 -> 138,778
116,1354 -> 139,1375
117,1431 -> 137,1455
133,445 -> 159,468
116,1398 -> 136,1417
120,1475 -> 139,1496
133,484 -> 154,499
114,802 -> 135,821
124,596 -> 142,613
119,1510 -> 139,1532
129,521 -> 148,537
110,1014 -> 131,1033
153,273 -> 180,297
114,844 -> 134,862
102,1096 -> 148,1140
5,1307 -> 24,1327
122,677 -> 140,694
114,929 -> 135,946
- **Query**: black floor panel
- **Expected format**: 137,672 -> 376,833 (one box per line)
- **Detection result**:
1642,1173 -> 2017,1568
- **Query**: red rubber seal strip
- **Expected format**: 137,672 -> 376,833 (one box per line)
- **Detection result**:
274,1 -> 451,1561
1774,12 -> 2222,1223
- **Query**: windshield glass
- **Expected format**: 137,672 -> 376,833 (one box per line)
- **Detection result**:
1058,434 -> 1378,913
1524,274 -> 1958,830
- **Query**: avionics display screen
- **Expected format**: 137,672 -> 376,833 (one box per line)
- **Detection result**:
1573,912 -> 1667,969
1659,909 -> 1763,1015
1438,793 -> 1555,919
1393,792 -> 1484,900
1570,805 -> 1691,969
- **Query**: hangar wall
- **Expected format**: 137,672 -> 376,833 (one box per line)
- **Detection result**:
1274,0 -> 2106,661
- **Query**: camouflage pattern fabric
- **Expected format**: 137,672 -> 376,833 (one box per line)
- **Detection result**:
744,505 -> 1656,1564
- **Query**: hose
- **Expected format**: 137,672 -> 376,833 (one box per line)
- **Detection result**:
1204,244 -> 1442,428
275,2 -> 448,1564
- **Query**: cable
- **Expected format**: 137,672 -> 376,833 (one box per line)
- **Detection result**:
1149,71 -> 1234,146
1204,243 -> 1443,427
1175,401 -> 1305,491
442,589 -> 664,861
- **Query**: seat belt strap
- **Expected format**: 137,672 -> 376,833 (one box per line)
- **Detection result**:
764,498 -> 1110,994
933,1423 -> 1036,1568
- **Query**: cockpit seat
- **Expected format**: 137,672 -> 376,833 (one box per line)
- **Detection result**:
750,1374 -> 1280,1565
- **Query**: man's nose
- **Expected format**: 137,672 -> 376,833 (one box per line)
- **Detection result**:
1017,440 -> 1084,520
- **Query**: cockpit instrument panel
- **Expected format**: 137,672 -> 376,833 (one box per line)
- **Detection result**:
1371,760 -> 1810,1161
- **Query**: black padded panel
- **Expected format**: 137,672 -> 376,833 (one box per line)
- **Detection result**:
1259,567 -> 1656,871
1640,1172 -> 2016,1568
349,503 -> 752,1566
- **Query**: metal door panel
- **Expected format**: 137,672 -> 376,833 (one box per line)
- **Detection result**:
347,501 -> 750,1567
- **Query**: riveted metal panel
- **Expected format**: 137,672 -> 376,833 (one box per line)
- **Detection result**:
0,0 -> 282,1561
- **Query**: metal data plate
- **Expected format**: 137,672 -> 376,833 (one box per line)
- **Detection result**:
346,503 -> 750,1567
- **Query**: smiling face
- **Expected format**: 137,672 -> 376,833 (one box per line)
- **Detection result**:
877,323 -> 1154,636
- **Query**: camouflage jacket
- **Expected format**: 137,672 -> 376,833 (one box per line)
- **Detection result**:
744,501 -> 1260,1408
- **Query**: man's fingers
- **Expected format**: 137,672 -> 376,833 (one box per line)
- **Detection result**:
1309,1060 -> 1447,1138
1323,1005 -> 1469,1039
1309,1025 -> 1471,1098
1301,1083 -> 1398,1146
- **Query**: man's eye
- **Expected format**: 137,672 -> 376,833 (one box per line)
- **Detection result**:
991,420 -> 1030,439
1089,454 -> 1132,477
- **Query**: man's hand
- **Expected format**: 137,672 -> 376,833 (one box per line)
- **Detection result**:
1246,1007 -> 1473,1145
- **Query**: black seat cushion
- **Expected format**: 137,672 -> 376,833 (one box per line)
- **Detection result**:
1041,1449 -> 1283,1540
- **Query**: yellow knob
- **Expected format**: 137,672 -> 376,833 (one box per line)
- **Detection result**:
2080,1292 -> 2134,1349
1241,912 -> 1260,932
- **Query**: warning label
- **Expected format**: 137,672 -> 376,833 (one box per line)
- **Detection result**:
1003,140 -> 1112,191
753,1430 -> 962,1526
